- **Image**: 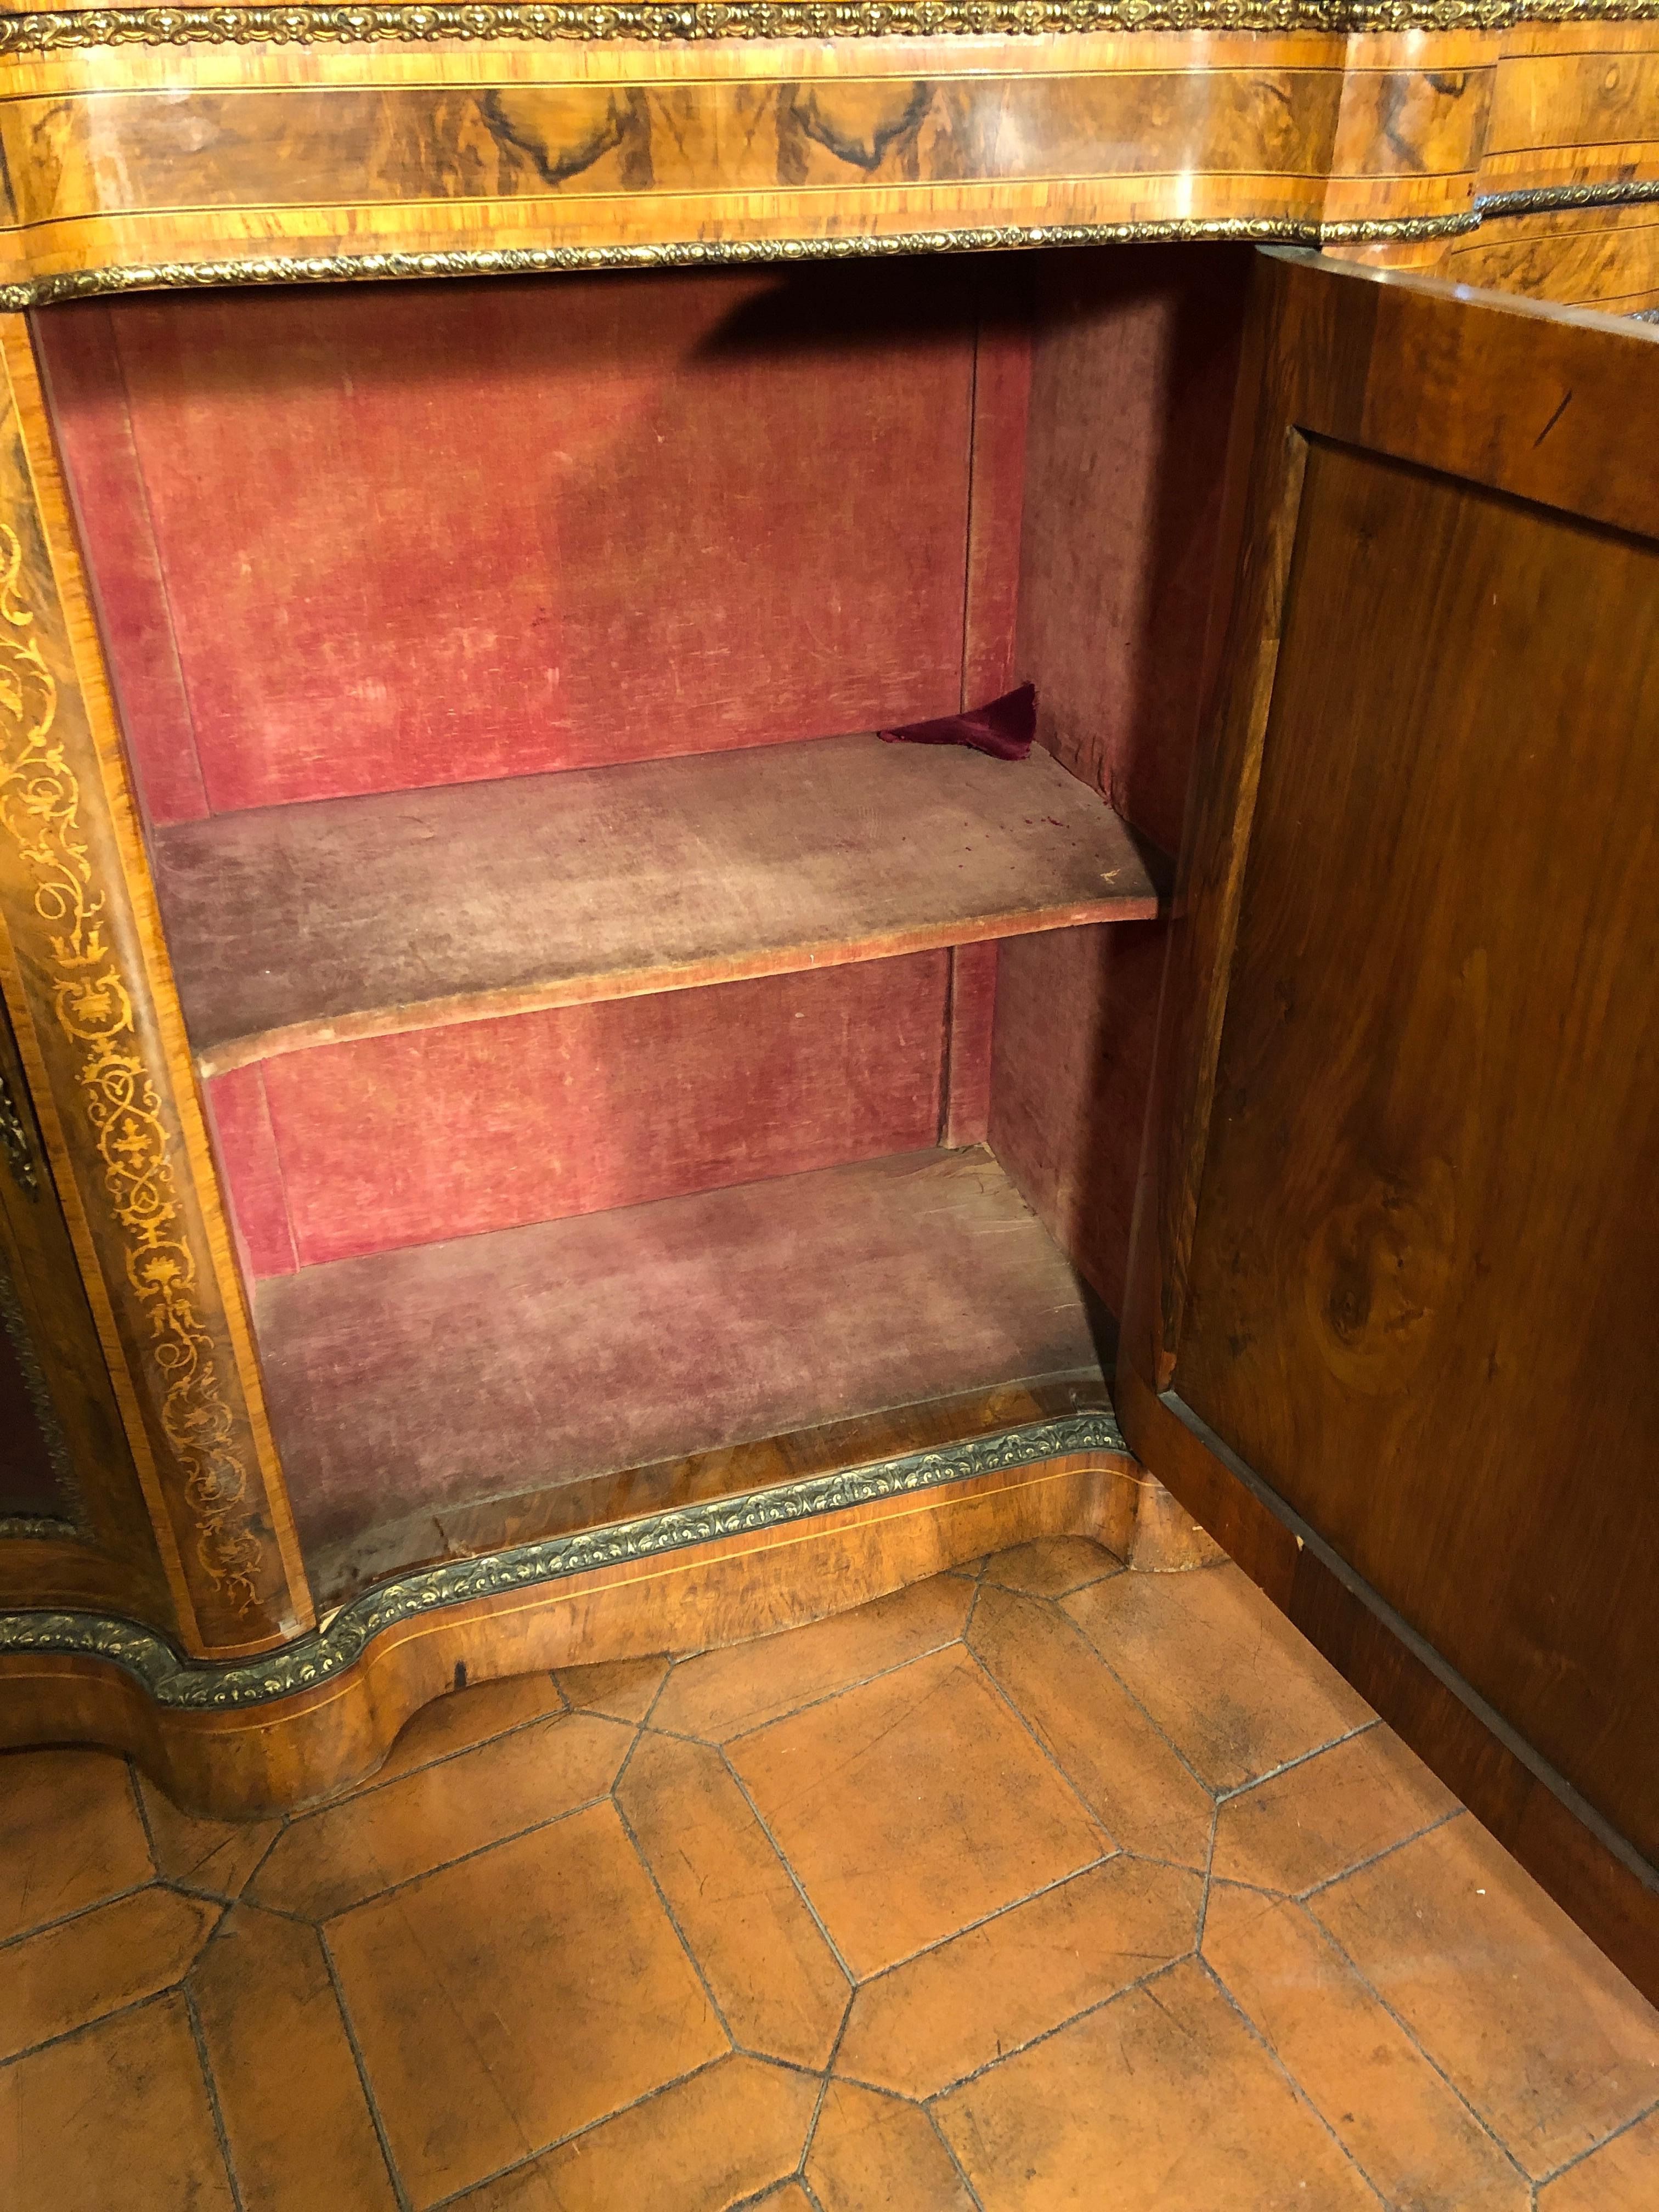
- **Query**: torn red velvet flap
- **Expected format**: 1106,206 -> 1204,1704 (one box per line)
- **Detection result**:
878,681 -> 1036,761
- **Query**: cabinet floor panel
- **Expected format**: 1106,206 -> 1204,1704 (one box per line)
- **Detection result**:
155,732 -> 1164,1075
256,1147 -> 1103,1581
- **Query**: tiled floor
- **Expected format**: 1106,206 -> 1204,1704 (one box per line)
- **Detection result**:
4,1540 -> 1658,2210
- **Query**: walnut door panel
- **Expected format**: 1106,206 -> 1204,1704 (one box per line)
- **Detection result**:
1120,252 -> 1659,1960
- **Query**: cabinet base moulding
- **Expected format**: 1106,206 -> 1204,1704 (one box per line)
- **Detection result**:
0,1423 -> 1139,1819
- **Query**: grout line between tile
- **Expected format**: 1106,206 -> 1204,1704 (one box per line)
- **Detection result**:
318,1921 -> 415,2212
183,1980 -> 249,2212
421,2056 -> 729,2212
0,1875 -> 161,1953
1195,1795 -> 1221,1951
1034,1585 -> 1227,1799
1296,1878 -> 1536,2187
291,1787 -> 620,1924
957,1631 -> 1127,1856
1293,1805 -> 1466,1904
1195,1953 -> 1390,2207
719,1746 -> 861,1993
1211,1716 -> 1381,1804
927,2092 -> 989,2209
611,1753 -> 741,2053
0,1983 -> 183,2074
921,1951 -> 1193,2104
1533,2090 -> 1659,2191
850,1844 -> 1124,1994
709,1628 -> 976,1754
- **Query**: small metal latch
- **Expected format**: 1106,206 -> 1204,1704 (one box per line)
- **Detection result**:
0,1070 -> 39,1196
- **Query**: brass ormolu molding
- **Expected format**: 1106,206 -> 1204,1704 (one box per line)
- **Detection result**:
1,0 -> 1656,52
1472,180 -> 1659,219
0,215 -> 1480,310
0,1407 -> 1130,1707
0,521 -> 264,1607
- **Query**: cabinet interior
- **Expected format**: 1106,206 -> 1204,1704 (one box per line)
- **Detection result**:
37,244 -> 1249,1604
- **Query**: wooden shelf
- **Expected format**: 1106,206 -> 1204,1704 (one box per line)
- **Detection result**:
155,732 -> 1166,1074
256,1147 -> 1105,1584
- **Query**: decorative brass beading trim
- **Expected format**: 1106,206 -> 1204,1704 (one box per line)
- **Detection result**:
0,216 -> 1480,310
1471,180 -> 1659,219
0,521 -> 262,1605
1,0 -> 1656,52
0,1406 -> 1129,1705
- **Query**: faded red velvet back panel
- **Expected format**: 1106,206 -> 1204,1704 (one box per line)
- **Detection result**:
209,952 -> 950,1273
38,268 -> 989,821
1017,245 -> 1250,854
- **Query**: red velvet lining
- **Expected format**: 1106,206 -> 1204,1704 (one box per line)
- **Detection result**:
880,682 -> 1036,761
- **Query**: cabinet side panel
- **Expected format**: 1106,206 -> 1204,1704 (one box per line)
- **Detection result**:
1017,243 -> 1250,855
988,919 -> 1166,1316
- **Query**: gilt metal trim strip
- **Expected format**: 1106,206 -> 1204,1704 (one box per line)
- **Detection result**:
2,1 -> 1657,54
0,215 -> 1482,311
0,1406 -> 1128,1706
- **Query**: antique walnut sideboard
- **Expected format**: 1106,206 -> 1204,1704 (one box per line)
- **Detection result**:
0,5 -> 1655,1999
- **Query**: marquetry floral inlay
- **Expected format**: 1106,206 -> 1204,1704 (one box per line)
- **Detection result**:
0,520 -> 262,1607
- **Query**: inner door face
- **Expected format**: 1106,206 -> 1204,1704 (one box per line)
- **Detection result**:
1128,252 -> 1659,1866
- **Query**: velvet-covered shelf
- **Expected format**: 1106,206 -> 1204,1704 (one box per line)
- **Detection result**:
254,1146 -> 1104,1599
153,731 -> 1165,1075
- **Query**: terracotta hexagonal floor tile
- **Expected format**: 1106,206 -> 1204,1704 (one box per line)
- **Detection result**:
1211,1724 -> 1458,1897
0,1750 -> 151,1941
807,2080 -> 975,2212
650,1575 -> 973,1743
1204,1881 -> 1529,2210
327,1802 -> 727,2207
190,1904 -> 398,2210
979,1536 -> 1122,1599
0,1993 -> 233,2212
837,1856 -> 1201,2099
968,1583 -> 1215,1867
252,1711 -> 632,1919
934,1957 -> 1377,2210
617,1730 -> 849,2066
1064,1563 -> 1372,1791
728,1644 -> 1107,1977
1311,1818 -> 1659,2177
1539,2107 -> 1659,2211
2,1886 -> 219,2059
450,2054 -> 816,2209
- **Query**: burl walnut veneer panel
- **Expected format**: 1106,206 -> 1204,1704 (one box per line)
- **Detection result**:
208,953 -> 953,1276
257,1147 -> 1099,1562
156,733 -> 1161,1073
37,266 -> 1003,819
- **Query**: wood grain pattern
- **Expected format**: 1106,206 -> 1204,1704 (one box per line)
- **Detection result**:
256,1146 -> 1103,1570
0,319 -> 313,1657
152,734 -> 1162,1073
1178,437 -> 1659,1857
0,27 -> 1556,302
1118,250 -> 1659,1987
212,953 -> 953,1273
0,1440 -> 1138,1819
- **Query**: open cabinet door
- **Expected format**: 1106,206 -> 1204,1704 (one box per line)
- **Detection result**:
1118,249 -> 1659,1997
